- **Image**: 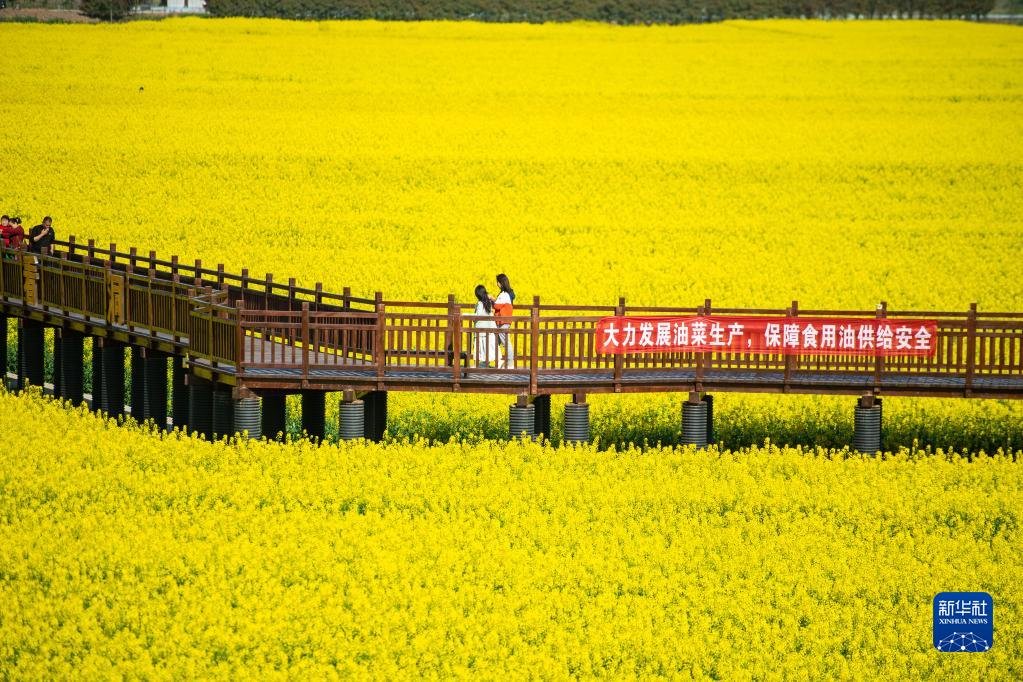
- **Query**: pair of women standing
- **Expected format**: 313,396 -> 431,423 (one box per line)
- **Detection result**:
473,274 -> 515,368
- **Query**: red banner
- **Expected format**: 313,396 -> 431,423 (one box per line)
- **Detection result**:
595,316 -> 938,357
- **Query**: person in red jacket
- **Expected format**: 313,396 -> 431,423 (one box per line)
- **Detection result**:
7,217 -> 26,250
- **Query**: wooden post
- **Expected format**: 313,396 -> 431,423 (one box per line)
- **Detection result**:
236,299 -> 246,374
301,301 -> 310,383
530,295 -> 539,394
207,287 -> 214,364
288,278 -> 296,312
194,259 -> 203,288
315,283 -> 323,308
68,235 -> 77,256
704,297 -> 713,373
171,273 -> 179,340
217,263 -> 225,290
129,247 -> 138,271
170,254 -> 178,278
343,286 -> 351,310
613,296 -> 625,392
147,262 -> 155,333
783,300 -> 798,391
965,302 -> 977,396
695,299 -> 705,392
109,243 -> 117,266
375,292 -> 385,388
874,301 -> 887,390
58,253 -> 68,312
451,295 -> 462,388
240,268 -> 249,309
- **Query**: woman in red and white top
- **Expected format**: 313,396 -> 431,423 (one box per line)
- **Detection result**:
493,273 -> 515,368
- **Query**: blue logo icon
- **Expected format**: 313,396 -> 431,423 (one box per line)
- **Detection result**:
933,592 -> 993,652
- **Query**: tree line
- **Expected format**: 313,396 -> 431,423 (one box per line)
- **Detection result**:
198,0 -> 996,22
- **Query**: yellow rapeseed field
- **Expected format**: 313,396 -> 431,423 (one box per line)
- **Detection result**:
1,392 -> 1021,677
1,18 -> 1021,446
0,19 -> 1020,308
1,19 -> 1022,675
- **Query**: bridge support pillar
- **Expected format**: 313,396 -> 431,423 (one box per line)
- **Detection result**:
339,397 -> 365,442
234,397 -> 261,439
131,348 -> 168,429
91,337 -> 102,409
681,393 -> 709,449
58,329 -> 85,405
212,383 -> 235,439
52,329 -> 62,399
16,319 -> 45,391
533,394 -> 551,442
130,347 -> 145,422
853,396 -> 882,454
363,390 -> 387,442
301,390 -> 326,441
564,394 -> 590,445
187,375 -> 213,439
703,394 -> 714,445
94,339 -> 126,418
509,396 -> 535,440
261,393 -> 287,441
0,314 -> 7,390
135,349 -> 168,429
172,357 -> 188,430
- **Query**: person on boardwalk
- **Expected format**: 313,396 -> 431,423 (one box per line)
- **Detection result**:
493,273 -> 515,368
473,285 -> 498,368
28,216 -> 55,255
1,216 -> 26,254
7,217 -> 25,250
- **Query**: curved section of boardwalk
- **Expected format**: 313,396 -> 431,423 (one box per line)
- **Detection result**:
2,238 -> 1023,400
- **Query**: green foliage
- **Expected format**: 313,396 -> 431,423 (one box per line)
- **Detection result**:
79,0 -> 133,20
203,0 -> 997,21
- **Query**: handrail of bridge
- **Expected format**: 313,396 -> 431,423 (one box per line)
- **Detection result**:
1,240 -> 1021,398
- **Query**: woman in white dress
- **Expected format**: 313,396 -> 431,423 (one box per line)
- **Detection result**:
473,285 -> 498,368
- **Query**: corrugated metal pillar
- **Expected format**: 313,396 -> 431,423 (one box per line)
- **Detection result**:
234,397 -> 261,439
363,390 -> 388,442
17,319 -> 44,390
261,393 -> 287,441
339,398 -> 365,441
509,396 -> 535,440
171,356 -> 189,430
301,390 -> 326,441
58,329 -> 85,405
97,340 -> 125,418
681,393 -> 708,449
563,394 -> 590,445
854,396 -> 882,454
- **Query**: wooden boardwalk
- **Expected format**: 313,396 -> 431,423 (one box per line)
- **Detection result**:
2,238 -> 1022,400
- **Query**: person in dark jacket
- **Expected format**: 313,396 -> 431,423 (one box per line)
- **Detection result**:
29,216 -> 55,254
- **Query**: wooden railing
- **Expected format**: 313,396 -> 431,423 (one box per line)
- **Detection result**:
1,240 -> 1021,398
